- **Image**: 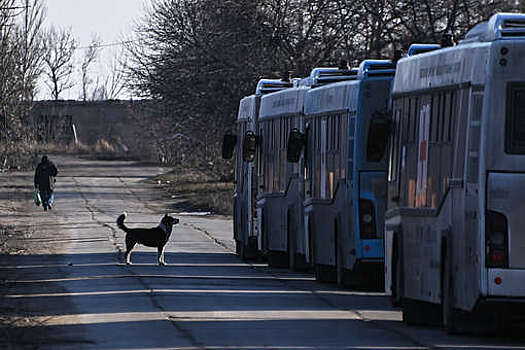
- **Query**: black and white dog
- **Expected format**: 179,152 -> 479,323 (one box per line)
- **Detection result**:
117,212 -> 179,265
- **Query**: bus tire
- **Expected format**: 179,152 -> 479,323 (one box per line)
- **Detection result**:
403,298 -> 441,326
287,210 -> 295,269
335,218 -> 343,286
293,253 -> 309,271
441,237 -> 456,332
315,264 -> 337,283
390,233 -> 402,306
244,236 -> 258,260
268,250 -> 289,268
441,236 -> 472,334
314,264 -> 325,282
235,239 -> 242,256
402,298 -> 419,325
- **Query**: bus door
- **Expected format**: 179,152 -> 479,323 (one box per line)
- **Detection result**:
358,172 -> 386,258
461,89 -> 483,303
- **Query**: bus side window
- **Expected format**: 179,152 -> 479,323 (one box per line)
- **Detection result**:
406,98 -> 413,143
257,126 -> 263,185
430,94 -> 437,142
304,123 -> 312,195
349,117 -> 355,180
387,110 -> 396,183
392,109 -> 402,180
340,113 -> 347,179
505,83 -> 525,154
467,93 -> 483,183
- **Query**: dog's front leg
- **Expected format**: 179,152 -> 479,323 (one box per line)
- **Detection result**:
125,250 -> 133,265
125,237 -> 136,265
158,246 -> 166,266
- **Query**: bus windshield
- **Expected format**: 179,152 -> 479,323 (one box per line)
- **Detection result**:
367,118 -> 391,162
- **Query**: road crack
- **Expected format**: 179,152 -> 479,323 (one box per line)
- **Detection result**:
73,176 -> 205,348
72,177 -> 124,261
185,220 -> 433,350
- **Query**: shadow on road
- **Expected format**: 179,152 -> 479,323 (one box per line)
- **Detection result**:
0,250 -> 407,349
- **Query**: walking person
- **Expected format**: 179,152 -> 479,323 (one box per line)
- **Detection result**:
34,156 -> 58,211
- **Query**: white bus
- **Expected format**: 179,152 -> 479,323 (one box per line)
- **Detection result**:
222,79 -> 293,259
384,13 -> 525,332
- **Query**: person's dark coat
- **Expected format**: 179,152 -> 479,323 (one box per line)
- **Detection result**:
34,157 -> 58,192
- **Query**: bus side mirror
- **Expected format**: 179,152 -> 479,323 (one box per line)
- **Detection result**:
222,134 -> 237,159
287,128 -> 305,163
242,131 -> 257,162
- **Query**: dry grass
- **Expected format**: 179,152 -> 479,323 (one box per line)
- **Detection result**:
40,139 -> 126,159
37,141 -> 92,155
0,225 -> 33,255
0,139 -> 140,172
94,139 -> 116,153
156,167 -> 233,215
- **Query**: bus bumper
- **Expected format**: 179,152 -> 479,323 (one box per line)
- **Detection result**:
342,258 -> 384,290
488,268 -> 525,297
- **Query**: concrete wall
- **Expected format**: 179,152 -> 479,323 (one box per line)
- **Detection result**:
31,100 -> 154,156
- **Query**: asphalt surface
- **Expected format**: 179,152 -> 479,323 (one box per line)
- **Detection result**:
0,155 -> 524,349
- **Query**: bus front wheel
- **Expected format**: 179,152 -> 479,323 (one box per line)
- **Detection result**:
441,237 -> 457,332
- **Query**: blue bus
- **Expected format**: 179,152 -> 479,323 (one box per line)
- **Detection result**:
289,60 -> 395,287
256,68 -> 358,269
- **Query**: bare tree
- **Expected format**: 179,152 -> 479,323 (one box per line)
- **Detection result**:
79,35 -> 100,101
354,0 -> 517,59
125,0 -> 521,174
91,47 -> 127,100
42,26 -> 77,100
0,0 -> 48,168
18,0 -> 46,102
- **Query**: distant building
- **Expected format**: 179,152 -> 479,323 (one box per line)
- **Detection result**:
31,100 -> 155,158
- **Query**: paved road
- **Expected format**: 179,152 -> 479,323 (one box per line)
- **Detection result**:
0,155 -> 524,349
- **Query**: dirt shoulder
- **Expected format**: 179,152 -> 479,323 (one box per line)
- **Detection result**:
0,167 -> 72,348
153,166 -> 233,215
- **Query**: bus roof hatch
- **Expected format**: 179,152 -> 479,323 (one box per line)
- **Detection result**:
358,59 -> 395,78
408,44 -> 441,56
462,13 -> 525,44
308,67 -> 359,87
255,79 -> 293,95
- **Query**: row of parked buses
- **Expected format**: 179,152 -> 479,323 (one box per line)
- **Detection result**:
222,13 -> 525,331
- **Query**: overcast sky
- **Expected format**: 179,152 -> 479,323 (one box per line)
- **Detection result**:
41,0 -> 149,100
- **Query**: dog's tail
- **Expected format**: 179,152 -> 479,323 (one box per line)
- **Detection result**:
117,212 -> 129,232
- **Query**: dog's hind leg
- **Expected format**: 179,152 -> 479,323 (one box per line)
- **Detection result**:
125,237 -> 136,265
158,246 -> 166,266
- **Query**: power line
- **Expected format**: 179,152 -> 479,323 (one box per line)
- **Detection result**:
77,40 -> 136,50
0,5 -> 30,10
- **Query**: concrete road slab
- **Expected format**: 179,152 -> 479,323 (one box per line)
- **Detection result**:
0,155 -> 523,349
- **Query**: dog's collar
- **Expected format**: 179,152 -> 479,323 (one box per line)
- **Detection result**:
158,223 -> 169,234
